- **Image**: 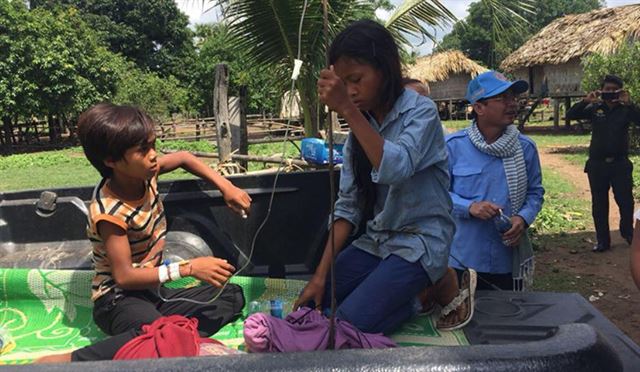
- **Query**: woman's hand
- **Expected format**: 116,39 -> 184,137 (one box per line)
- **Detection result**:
317,66 -> 355,116
293,274 -> 326,311
189,256 -> 235,287
223,185 -> 252,216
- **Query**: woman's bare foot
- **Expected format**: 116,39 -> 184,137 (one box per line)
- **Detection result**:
33,352 -> 72,364
436,269 -> 477,331
437,300 -> 470,329
418,268 -> 458,314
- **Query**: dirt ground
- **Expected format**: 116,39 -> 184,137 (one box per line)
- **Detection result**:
536,148 -> 640,344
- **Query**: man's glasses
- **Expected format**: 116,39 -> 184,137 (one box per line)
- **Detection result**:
484,92 -> 519,103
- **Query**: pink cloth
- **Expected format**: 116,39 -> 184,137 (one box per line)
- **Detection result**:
243,307 -> 396,352
113,315 -> 217,360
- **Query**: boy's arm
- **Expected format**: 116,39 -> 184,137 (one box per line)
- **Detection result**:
100,221 -> 162,289
100,221 -> 236,289
158,151 -> 251,215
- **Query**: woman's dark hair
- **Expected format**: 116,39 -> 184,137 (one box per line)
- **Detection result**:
77,103 -> 156,178
329,20 -> 403,220
402,77 -> 423,86
329,19 -> 403,117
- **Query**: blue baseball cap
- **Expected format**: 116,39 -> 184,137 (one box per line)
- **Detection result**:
466,70 -> 529,104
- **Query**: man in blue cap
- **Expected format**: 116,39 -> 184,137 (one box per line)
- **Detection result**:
445,71 -> 545,290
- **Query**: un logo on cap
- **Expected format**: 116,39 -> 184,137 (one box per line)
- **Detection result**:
494,72 -> 507,81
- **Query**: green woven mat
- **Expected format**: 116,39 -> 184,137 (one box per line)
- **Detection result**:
0,268 -> 467,364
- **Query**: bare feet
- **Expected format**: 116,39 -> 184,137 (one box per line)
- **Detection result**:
418,267 -> 459,314
33,352 -> 72,364
436,269 -> 477,331
437,300 -> 470,330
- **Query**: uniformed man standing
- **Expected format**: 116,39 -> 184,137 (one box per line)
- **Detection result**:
567,75 -> 640,252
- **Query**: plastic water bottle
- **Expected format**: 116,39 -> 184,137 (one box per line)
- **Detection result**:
494,210 -> 512,245
248,300 -> 284,318
494,210 -> 512,233
248,301 -> 262,315
270,299 -> 283,319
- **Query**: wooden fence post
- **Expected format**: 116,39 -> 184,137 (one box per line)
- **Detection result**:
213,64 -> 232,162
227,86 -> 249,170
564,97 -> 572,128
553,98 -> 560,129
2,117 -> 11,150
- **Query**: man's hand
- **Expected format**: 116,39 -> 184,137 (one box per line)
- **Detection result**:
616,89 -> 631,105
583,90 -> 600,104
502,215 -> 527,247
469,201 -> 501,220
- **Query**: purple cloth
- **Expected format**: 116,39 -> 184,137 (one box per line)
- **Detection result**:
243,307 -> 397,352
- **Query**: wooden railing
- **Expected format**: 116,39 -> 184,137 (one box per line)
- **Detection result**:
155,116 -> 305,144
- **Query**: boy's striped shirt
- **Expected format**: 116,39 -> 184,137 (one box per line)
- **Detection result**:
88,176 -> 166,300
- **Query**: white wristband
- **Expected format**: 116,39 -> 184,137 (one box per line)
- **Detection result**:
158,265 -> 169,283
169,263 -> 181,281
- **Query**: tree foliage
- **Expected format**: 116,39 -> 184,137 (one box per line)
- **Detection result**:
216,0 -> 375,135
384,0 -> 455,48
438,0 -> 603,69
217,0 -> 457,135
190,23 -> 281,116
0,1 -> 126,143
113,63 -> 191,121
0,0 -> 191,149
30,0 -> 196,81
582,42 -> 640,150
582,42 -> 640,102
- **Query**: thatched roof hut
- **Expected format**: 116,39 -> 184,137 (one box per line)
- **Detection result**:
407,50 -> 487,101
501,4 -> 640,97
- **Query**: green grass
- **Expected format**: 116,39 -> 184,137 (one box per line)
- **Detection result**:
442,120 -> 469,131
531,265 -> 607,295
0,141 -> 303,191
158,139 -> 216,153
532,269 -> 589,292
528,134 -> 590,148
562,151 -> 640,200
246,142 -> 301,172
0,148 -> 99,191
563,153 -> 588,166
532,166 -> 590,235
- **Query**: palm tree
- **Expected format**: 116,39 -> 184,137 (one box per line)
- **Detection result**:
200,0 -> 532,136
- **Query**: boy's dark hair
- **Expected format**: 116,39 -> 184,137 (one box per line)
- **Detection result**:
77,103 -> 156,178
602,74 -> 623,89
329,20 -> 403,220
